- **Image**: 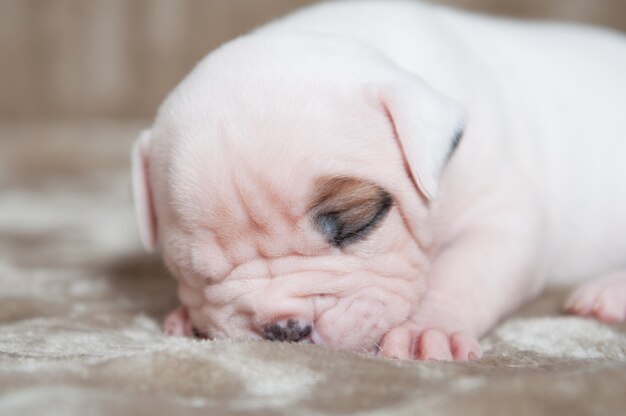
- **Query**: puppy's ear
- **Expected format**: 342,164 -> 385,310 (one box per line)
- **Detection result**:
379,73 -> 466,200
131,129 -> 158,252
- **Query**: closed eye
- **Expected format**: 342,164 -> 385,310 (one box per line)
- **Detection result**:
309,176 -> 393,248
317,193 -> 392,247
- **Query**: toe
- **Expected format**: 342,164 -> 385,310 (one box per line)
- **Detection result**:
450,332 -> 482,361
564,285 -> 601,316
591,290 -> 626,322
416,329 -> 453,361
162,307 -> 190,337
379,326 -> 414,360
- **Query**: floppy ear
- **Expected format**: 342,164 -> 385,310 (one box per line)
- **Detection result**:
131,129 -> 158,252
379,73 -> 467,200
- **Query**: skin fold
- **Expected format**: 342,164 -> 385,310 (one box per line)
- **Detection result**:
133,1 -> 626,361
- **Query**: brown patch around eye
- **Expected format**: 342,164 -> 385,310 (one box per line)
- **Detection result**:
309,176 -> 393,247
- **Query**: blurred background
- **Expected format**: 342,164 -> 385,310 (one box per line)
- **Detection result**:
2,0 -> 626,122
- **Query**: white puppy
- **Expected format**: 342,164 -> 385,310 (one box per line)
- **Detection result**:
132,0 -> 626,360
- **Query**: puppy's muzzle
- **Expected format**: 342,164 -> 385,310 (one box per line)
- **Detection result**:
263,319 -> 312,342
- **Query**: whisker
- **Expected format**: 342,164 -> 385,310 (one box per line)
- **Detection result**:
372,340 -> 383,355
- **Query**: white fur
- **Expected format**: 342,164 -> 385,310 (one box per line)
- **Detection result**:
269,0 -> 626,282
133,0 -> 626,360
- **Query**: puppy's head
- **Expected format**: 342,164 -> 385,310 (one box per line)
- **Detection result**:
132,32 -> 466,353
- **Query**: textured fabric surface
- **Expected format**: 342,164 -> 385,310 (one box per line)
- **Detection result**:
1,122 -> 625,415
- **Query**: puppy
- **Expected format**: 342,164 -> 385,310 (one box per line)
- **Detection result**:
131,0 -> 626,360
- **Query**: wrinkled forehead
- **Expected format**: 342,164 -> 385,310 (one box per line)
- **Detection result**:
157,97 -> 403,226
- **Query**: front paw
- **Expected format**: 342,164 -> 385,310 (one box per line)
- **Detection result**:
379,324 -> 481,361
163,306 -> 192,337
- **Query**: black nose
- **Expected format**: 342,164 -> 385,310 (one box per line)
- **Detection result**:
263,319 -> 312,342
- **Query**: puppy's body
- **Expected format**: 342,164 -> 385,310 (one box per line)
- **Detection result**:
133,1 -> 626,360
273,1 -> 626,281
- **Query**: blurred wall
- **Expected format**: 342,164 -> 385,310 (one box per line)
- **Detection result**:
1,0 -> 625,121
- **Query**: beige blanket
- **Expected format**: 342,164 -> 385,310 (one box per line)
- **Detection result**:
1,122 -> 625,416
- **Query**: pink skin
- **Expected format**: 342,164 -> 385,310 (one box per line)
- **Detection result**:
160,190 -> 427,354
138,34 -> 437,357
564,272 -> 626,322
136,33 -> 550,361
126,13 -> 626,360
163,306 -> 192,337
165,268 -> 626,358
